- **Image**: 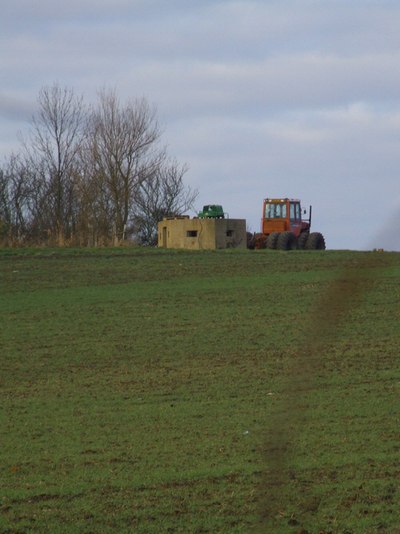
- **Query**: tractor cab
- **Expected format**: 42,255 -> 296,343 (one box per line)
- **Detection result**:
262,198 -> 309,238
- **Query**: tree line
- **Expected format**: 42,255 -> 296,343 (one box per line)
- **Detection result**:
0,84 -> 197,246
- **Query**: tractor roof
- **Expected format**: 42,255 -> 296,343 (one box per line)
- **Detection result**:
264,198 -> 301,203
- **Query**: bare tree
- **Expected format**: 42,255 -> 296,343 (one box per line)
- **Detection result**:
85,90 -> 162,244
0,155 -> 34,244
22,84 -> 85,245
132,159 -> 198,245
1,84 -> 196,247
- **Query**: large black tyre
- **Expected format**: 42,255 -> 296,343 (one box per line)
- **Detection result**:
277,231 -> 297,250
306,232 -> 326,250
266,232 -> 280,249
297,232 -> 309,250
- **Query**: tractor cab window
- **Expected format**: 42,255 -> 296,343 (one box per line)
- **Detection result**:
290,202 -> 301,221
265,203 -> 273,218
265,202 -> 287,218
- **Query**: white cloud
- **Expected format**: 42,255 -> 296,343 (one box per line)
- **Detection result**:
1,1 -> 400,249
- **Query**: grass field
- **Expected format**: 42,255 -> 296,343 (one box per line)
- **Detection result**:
0,247 -> 399,533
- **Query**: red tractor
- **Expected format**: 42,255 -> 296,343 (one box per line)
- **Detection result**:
248,197 -> 325,250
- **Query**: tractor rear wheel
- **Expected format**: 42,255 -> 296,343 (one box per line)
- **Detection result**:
306,232 -> 326,250
277,231 -> 297,250
297,232 -> 309,249
266,232 -> 280,249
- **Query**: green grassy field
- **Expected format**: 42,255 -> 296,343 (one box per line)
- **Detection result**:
0,248 -> 399,533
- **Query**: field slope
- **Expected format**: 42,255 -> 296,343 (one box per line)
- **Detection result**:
0,248 -> 399,533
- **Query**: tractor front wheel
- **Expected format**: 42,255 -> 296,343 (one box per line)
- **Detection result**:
297,232 -> 309,249
306,232 -> 326,250
277,231 -> 297,250
266,232 -> 280,249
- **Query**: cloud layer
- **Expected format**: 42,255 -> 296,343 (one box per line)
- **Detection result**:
1,0 -> 400,249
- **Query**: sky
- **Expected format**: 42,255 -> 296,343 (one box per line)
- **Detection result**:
1,0 -> 400,250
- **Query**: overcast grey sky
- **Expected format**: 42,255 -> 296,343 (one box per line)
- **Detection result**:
1,0 -> 400,249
